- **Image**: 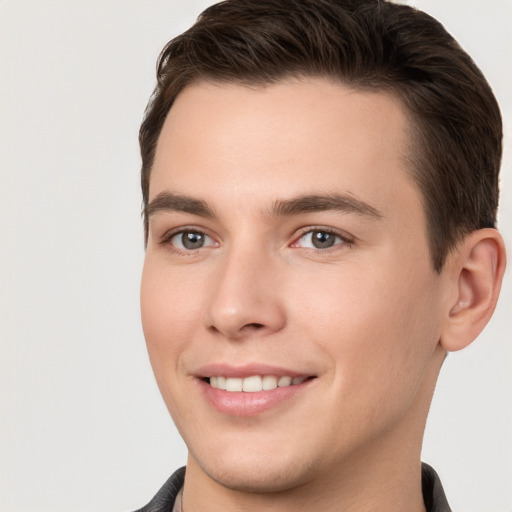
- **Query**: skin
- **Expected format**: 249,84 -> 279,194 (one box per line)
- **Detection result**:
140,78 -> 505,511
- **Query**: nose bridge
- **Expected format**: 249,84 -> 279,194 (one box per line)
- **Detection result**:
205,237 -> 285,339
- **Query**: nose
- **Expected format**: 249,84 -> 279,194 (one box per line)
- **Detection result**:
204,245 -> 287,340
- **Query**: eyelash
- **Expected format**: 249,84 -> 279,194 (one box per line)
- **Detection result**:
291,227 -> 354,252
160,227 -> 217,255
159,226 -> 354,254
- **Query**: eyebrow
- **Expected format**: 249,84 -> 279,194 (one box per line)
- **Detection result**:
269,193 -> 383,219
146,191 -> 382,220
146,192 -> 216,218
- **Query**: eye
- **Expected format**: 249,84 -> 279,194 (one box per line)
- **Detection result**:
169,230 -> 216,251
293,229 -> 348,249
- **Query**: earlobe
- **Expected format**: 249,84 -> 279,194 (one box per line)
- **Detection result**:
440,228 -> 506,352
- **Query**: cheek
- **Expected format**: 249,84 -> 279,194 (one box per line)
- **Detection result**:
140,260 -> 205,426
294,263 -> 442,396
140,260 -> 200,380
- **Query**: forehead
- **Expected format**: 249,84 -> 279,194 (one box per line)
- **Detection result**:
150,78 -> 418,219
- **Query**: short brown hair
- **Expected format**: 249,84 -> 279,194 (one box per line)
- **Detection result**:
140,0 -> 502,271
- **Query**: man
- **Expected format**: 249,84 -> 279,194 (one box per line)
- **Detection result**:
135,1 -> 506,510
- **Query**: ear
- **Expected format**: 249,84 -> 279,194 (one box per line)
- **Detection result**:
440,228 -> 506,352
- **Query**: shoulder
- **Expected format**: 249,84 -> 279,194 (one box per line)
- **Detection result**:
132,467 -> 186,512
422,463 -> 452,512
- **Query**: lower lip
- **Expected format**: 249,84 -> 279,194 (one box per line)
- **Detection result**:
199,379 -> 313,417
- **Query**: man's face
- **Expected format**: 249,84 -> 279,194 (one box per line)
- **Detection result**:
141,79 -> 448,491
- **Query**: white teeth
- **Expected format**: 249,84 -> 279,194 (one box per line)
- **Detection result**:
262,375 -> 278,390
210,376 -> 227,390
225,377 -> 243,392
277,376 -> 292,387
209,375 -> 307,392
242,375 -> 262,392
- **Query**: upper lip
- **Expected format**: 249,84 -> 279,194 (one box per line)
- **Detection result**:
194,363 -> 314,379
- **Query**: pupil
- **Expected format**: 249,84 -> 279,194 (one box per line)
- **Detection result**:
182,232 -> 204,249
312,231 -> 335,249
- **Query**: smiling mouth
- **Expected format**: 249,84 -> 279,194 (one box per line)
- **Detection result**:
206,375 -> 314,392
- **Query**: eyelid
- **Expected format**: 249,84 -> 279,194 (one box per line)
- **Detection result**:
159,226 -> 219,251
290,226 -> 354,249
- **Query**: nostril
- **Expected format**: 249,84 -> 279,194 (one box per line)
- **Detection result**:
206,322 -> 264,336
244,322 -> 264,330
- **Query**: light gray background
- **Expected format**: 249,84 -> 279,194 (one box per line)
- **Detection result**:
0,1 -> 510,511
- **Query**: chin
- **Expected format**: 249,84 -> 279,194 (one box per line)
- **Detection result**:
205,465 -> 309,494
192,448 -> 319,494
